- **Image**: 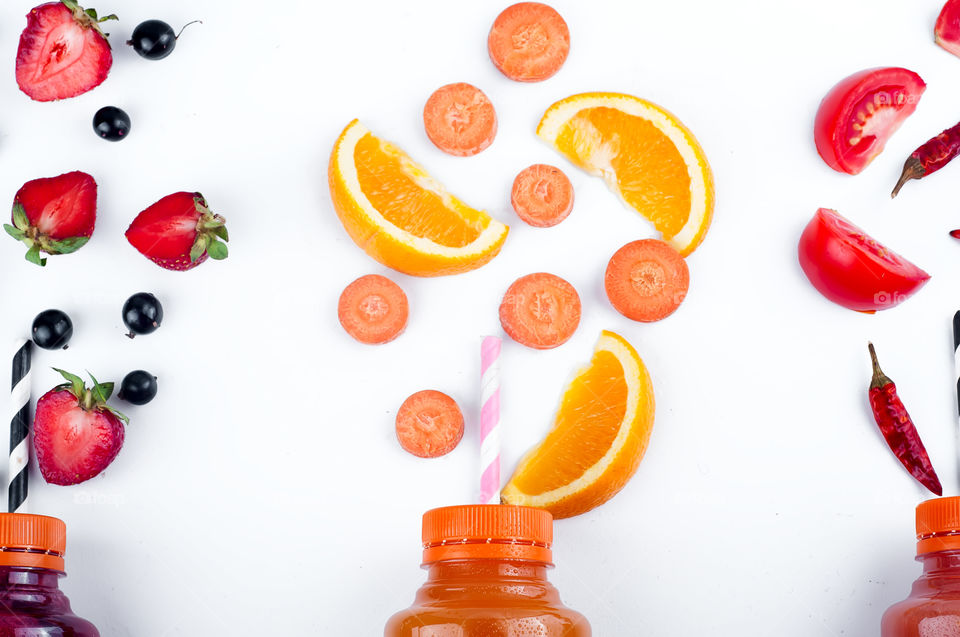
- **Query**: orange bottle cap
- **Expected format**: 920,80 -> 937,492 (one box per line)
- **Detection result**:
421,504 -> 553,564
0,513 -> 66,571
916,496 -> 960,555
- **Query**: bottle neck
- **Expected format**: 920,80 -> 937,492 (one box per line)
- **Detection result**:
426,558 -> 551,580
417,558 -> 559,606
911,550 -> 960,596
919,550 -> 960,574
0,565 -> 63,590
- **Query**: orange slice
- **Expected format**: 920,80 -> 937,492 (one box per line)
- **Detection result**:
536,92 -> 714,256
501,330 -> 655,518
328,119 -> 509,276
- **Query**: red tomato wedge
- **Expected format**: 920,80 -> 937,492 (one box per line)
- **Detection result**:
937,0 -> 960,58
814,68 -> 925,175
797,208 -> 930,312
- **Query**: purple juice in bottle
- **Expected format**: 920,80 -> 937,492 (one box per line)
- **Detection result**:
0,513 -> 98,636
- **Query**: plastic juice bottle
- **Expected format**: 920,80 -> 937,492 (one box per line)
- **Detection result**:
385,504 -> 591,636
0,513 -> 99,636
883,496 -> 960,636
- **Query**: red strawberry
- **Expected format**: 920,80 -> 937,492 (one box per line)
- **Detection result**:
16,1 -> 118,102
34,369 -> 128,486
126,192 -> 229,271
3,171 -> 97,267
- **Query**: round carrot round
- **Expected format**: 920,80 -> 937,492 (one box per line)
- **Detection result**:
338,274 -> 409,344
605,239 -> 689,322
423,82 -> 497,157
499,272 -> 581,349
511,164 -> 574,227
395,390 -> 465,458
488,2 -> 570,82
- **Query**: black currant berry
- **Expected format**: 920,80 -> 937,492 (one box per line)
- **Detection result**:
118,370 -> 158,405
31,309 -> 73,350
122,293 -> 163,338
127,20 -> 200,60
93,106 -> 131,142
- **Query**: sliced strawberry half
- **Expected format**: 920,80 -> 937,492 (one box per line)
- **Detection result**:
4,171 -> 97,266
34,369 -> 128,486
16,1 -> 117,102
126,192 -> 229,271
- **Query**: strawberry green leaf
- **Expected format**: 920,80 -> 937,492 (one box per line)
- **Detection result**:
25,245 -> 46,267
12,204 -> 28,231
3,225 -> 25,241
106,406 -> 129,426
200,217 -> 224,230
45,236 -> 89,255
192,196 -> 210,217
66,2 -> 117,39
53,368 -> 86,397
207,239 -> 228,261
212,225 -> 229,242
189,233 -> 210,263
88,373 -> 113,403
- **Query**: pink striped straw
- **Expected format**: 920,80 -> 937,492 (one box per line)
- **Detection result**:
479,336 -> 501,505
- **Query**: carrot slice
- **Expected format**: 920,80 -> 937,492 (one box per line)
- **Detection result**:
395,390 -> 465,458
604,239 -> 689,322
423,83 -> 498,157
499,272 -> 581,349
338,274 -> 409,344
511,164 -> 574,227
488,3 -> 570,82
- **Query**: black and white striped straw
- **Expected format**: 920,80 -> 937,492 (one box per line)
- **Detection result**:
954,312 -> 960,421
9,339 -> 31,513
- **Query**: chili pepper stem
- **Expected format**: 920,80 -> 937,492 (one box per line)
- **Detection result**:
868,342 -> 893,389
892,157 -> 926,198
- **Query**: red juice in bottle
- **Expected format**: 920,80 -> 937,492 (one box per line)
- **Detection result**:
385,504 -> 591,636
883,497 -> 960,636
0,513 -> 99,636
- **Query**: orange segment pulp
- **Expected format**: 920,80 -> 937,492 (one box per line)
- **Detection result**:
502,330 -> 655,519
329,120 -> 509,276
537,93 -> 714,256
354,134 -> 482,247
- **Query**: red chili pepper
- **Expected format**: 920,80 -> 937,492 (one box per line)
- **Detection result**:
867,343 -> 942,495
892,120 -> 960,197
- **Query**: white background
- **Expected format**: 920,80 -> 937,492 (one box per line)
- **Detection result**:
1,0 -> 959,634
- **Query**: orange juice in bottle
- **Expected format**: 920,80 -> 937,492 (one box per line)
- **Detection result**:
385,504 -> 591,636
883,497 -> 960,636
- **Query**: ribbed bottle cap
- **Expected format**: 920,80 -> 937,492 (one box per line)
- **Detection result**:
421,505 -> 553,564
916,497 -> 960,555
0,513 -> 66,571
